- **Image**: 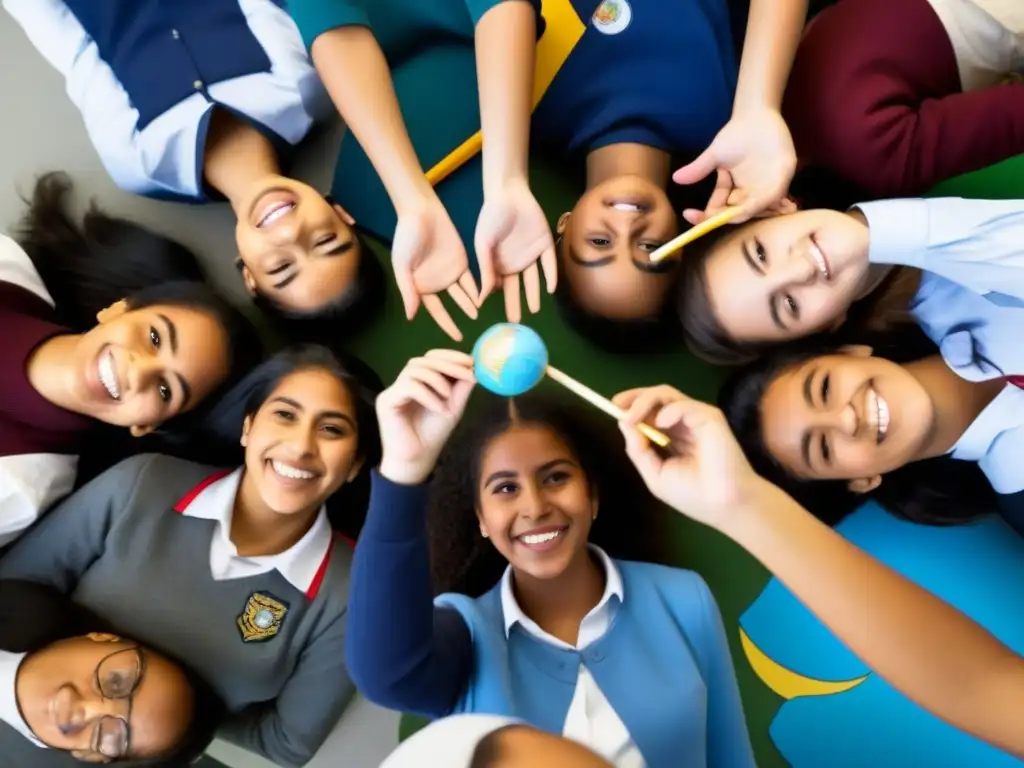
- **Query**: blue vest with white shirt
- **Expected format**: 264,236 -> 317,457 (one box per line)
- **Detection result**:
436,556 -> 755,768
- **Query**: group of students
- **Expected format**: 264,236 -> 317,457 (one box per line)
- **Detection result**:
1,0 -> 1024,766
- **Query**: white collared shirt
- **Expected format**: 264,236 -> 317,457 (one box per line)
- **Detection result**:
950,384 -> 1024,494
178,468 -> 332,593
926,0 -> 1024,91
499,546 -> 645,768
0,651 -> 44,748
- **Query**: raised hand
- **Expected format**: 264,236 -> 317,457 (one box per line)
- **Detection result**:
391,196 -> 481,342
673,108 -> 797,226
474,177 -> 557,323
613,386 -> 767,529
376,350 -> 476,485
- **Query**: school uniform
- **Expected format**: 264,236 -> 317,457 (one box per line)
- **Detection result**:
2,0 -> 331,202
347,474 -> 755,768
304,0 -> 738,257
0,454 -> 354,768
783,0 -> 1024,197
0,236 -> 92,549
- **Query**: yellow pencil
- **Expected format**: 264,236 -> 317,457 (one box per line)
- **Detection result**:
650,206 -> 743,263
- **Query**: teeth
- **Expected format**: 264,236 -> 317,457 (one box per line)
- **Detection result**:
271,460 -> 315,480
258,202 -> 294,228
98,351 -> 120,400
611,202 -> 643,212
810,241 -> 830,280
520,530 -> 561,545
877,392 -> 890,441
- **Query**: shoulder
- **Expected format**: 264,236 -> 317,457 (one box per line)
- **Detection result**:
434,583 -> 501,638
982,403 -> 1024,494
617,560 -> 716,612
100,454 -> 223,506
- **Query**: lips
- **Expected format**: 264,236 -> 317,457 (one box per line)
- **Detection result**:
98,349 -> 121,401
809,235 -> 832,280
267,459 -> 320,488
864,384 -> 890,444
514,524 -> 569,552
250,189 -> 298,228
606,194 -> 652,213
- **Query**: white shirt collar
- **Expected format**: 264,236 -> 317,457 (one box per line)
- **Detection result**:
0,651 -> 45,747
950,384 -> 1022,461
178,468 -> 333,594
500,545 -> 624,640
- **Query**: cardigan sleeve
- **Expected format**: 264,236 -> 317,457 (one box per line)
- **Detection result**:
0,454 -> 155,592
345,472 -> 473,718
689,575 -> 756,768
218,612 -> 355,767
783,0 -> 1024,198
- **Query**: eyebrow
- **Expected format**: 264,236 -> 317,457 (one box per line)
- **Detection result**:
269,397 -> 356,427
158,314 -> 178,355
483,458 -> 575,487
800,368 -> 816,469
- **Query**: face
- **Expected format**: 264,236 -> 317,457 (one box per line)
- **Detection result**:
703,209 -> 871,342
16,634 -> 192,763
76,303 -> 229,434
476,423 -> 596,580
557,175 -> 679,319
241,368 -> 363,516
234,176 -> 362,313
489,725 -> 613,767
759,348 -> 935,491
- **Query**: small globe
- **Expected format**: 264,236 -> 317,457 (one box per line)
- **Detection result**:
472,323 -> 548,396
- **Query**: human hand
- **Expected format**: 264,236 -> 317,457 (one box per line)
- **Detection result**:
613,386 -> 769,529
474,177 -> 557,323
392,196 -> 481,341
673,109 -> 797,226
376,350 -> 476,486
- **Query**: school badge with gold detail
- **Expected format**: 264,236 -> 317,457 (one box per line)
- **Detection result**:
237,592 -> 288,643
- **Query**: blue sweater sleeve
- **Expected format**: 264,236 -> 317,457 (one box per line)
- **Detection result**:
690,576 -> 756,768
346,471 -> 473,717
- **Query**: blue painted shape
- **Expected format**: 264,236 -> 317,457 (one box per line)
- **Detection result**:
472,324 -> 549,397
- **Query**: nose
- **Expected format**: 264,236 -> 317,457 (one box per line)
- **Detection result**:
780,244 -> 819,287
126,352 -> 162,394
77,695 -> 125,727
517,483 -> 550,521
283,423 -> 318,458
822,403 -> 858,437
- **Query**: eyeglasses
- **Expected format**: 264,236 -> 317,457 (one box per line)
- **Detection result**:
92,647 -> 145,760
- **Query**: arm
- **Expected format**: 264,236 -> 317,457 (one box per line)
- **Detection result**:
0,455 -> 154,592
733,0 -> 807,116
690,577 -> 756,768
346,472 -> 472,717
218,614 -> 355,767
723,481 -> 1024,760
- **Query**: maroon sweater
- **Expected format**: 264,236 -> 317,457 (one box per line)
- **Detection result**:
783,0 -> 1024,197
0,281 -> 93,458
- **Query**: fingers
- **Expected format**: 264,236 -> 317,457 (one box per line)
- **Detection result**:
388,352 -> 476,414
672,148 -> 716,186
447,280 -> 479,321
540,244 -> 558,294
620,386 -> 687,428
457,271 -> 481,309
422,294 -> 462,342
392,264 -> 421,321
475,244 -> 497,306
682,169 -> 734,225
503,276 -> 522,324
618,420 -> 663,484
523,263 -> 542,315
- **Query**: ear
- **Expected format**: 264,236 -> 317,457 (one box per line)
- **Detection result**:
84,632 -> 121,643
240,415 -> 253,447
331,203 -> 357,226
129,424 -> 155,438
839,344 -> 873,358
590,485 -> 599,521
475,507 -> 490,539
556,212 -> 571,236
346,456 -> 366,484
96,300 -> 129,325
240,264 -> 258,297
847,475 -> 882,494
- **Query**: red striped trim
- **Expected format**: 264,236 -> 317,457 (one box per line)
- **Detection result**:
173,470 -> 232,513
305,533 -> 346,600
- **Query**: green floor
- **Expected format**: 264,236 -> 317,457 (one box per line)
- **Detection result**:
344,160 -> 787,766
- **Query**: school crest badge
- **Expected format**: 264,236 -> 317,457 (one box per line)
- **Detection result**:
237,592 -> 288,643
593,0 -> 632,35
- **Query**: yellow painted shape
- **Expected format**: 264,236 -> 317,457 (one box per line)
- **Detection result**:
425,0 -> 586,185
478,326 -> 516,376
740,628 -> 870,700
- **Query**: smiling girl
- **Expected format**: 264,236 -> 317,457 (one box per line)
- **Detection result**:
0,345 -> 381,767
346,352 -> 754,768
0,173 -> 261,548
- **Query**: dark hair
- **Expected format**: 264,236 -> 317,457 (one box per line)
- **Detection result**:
677,218 -> 923,366
249,224 -> 386,342
554,238 -> 680,354
180,344 -> 382,539
427,388 -> 672,597
718,336 -> 998,526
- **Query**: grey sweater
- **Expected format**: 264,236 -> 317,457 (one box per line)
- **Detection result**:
0,454 -> 355,767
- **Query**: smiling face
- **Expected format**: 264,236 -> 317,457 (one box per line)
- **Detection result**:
241,368 -> 363,517
234,176 -> 362,314
557,175 -> 680,319
475,423 -> 596,580
702,209 -> 872,342
759,348 -> 936,491
16,634 -> 192,763
73,302 -> 229,433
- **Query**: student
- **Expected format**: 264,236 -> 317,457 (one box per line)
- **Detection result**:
715,340 -> 1024,533
0,173 -> 261,547
782,0 -> 1024,198
612,384 -> 1024,760
2,0 -> 385,335
0,345 -> 381,767
381,714 -> 613,768
347,352 -> 755,768
677,196 -> 1024,364
0,579 -> 222,767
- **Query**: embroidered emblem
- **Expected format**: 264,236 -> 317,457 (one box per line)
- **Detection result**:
237,592 -> 288,643
593,0 -> 632,35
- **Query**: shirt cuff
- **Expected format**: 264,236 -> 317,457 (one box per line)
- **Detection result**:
854,199 -> 932,269
363,470 -> 431,541
287,0 -> 372,51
